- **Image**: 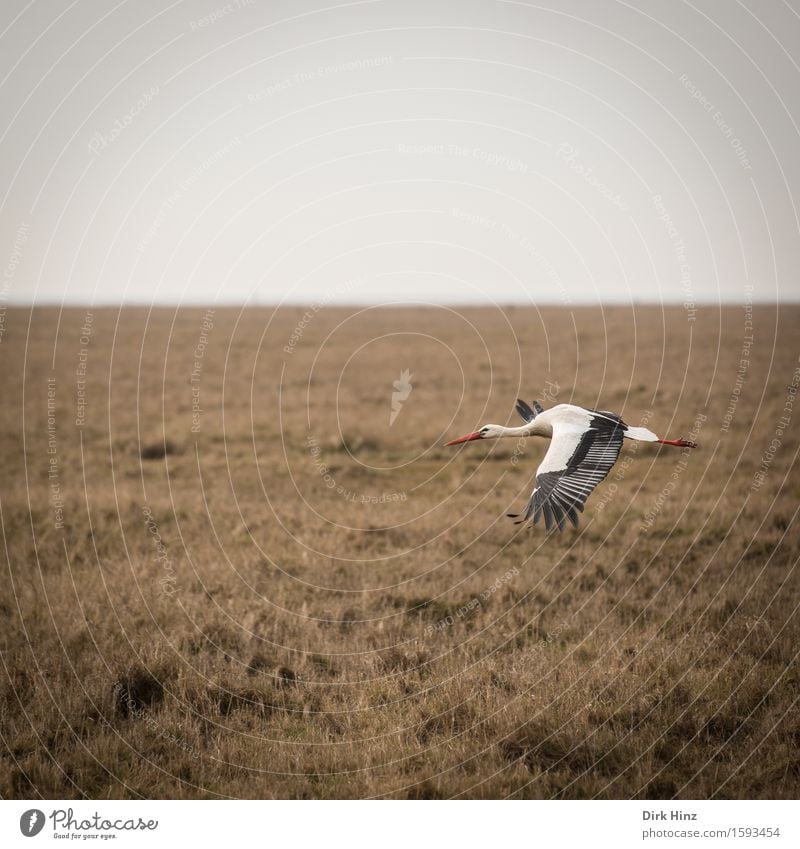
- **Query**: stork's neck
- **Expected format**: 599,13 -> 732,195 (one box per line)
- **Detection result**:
499,421 -> 546,438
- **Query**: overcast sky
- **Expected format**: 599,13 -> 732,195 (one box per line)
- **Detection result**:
2,0 -> 799,305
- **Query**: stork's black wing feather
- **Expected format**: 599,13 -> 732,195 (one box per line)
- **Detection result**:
508,419 -> 625,531
515,398 -> 544,423
515,399 -> 535,423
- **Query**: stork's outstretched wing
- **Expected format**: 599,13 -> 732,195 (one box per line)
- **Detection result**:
508,419 -> 625,531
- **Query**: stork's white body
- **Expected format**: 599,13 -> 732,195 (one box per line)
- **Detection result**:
474,403 -> 659,441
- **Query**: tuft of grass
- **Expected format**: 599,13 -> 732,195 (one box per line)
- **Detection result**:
112,666 -> 165,718
210,687 -> 274,718
276,666 -> 298,687
140,439 -> 179,460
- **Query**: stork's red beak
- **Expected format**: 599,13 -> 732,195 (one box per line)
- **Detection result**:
444,431 -> 482,446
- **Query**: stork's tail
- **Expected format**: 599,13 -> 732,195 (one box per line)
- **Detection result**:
624,425 -> 659,442
624,425 -> 697,448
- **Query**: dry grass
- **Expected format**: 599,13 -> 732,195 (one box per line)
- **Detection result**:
1,304 -> 798,799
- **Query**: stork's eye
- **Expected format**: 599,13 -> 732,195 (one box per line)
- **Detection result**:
481,427 -> 489,435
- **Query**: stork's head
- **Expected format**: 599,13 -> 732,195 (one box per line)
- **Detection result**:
444,424 -> 504,446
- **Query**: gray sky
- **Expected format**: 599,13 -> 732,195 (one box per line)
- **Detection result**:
2,0 -> 799,305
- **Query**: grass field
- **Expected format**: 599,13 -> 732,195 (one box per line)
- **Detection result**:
1,304 -> 798,799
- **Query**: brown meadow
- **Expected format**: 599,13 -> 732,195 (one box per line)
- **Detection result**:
1,304 -> 798,799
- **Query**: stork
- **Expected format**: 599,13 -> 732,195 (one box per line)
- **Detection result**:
444,400 -> 697,531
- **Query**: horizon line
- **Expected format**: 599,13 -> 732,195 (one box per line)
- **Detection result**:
3,299 -> 796,308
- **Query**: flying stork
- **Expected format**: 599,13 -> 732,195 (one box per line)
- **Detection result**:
444,400 -> 697,531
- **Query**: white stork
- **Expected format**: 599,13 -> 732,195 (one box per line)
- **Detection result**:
444,400 -> 697,531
